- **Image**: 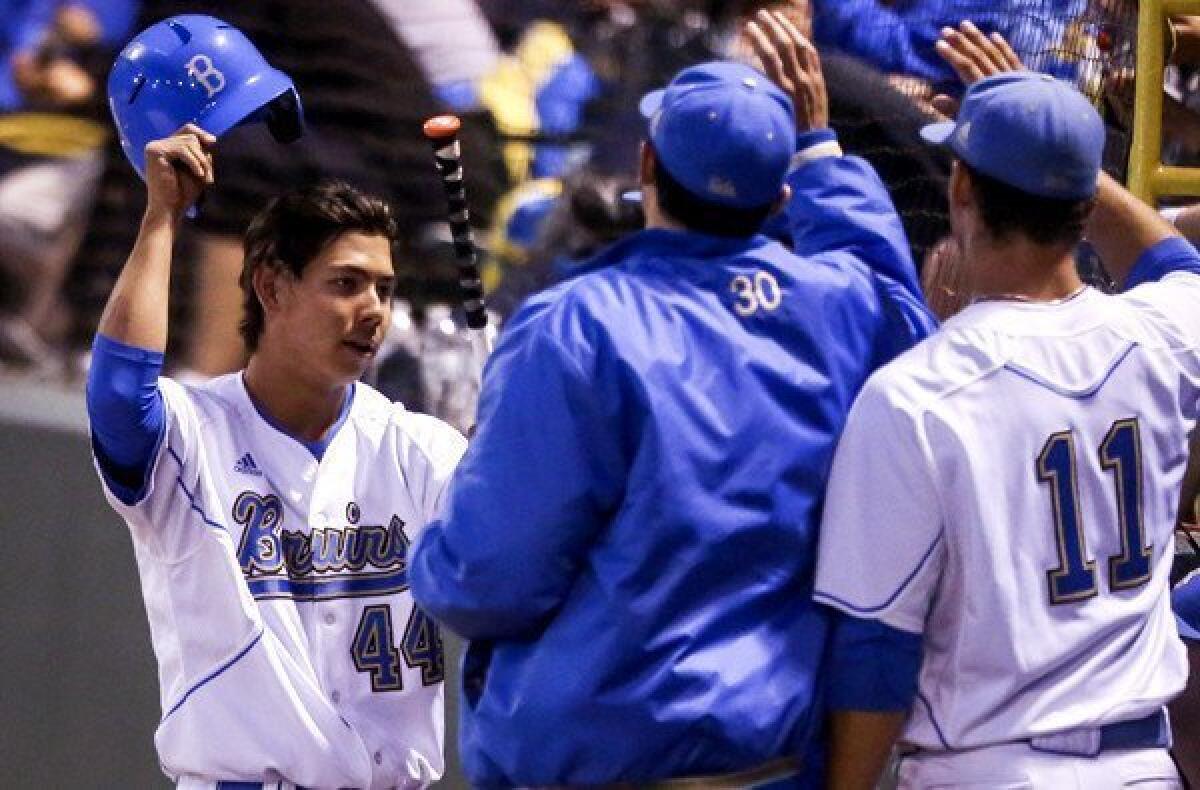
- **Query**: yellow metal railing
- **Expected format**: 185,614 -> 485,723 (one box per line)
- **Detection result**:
1128,0 -> 1200,203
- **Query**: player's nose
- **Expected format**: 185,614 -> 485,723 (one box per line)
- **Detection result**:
357,286 -> 389,328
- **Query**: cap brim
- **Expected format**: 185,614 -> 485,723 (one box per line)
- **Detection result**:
639,89 -> 664,121
920,120 -> 956,146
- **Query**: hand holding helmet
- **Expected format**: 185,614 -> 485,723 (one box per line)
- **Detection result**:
143,124 -> 216,223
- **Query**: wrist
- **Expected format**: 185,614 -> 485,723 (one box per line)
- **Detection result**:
142,202 -> 182,231
790,129 -> 842,172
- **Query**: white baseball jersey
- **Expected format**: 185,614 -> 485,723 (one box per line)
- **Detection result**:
815,272 -> 1200,751
96,373 -> 466,789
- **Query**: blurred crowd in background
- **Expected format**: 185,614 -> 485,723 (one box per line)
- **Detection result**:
1,0 -> 1187,435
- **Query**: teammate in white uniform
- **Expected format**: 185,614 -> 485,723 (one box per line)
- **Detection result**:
86,127 -> 465,789
813,27 -> 1200,790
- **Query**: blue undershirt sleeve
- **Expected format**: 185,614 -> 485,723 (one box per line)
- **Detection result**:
825,612 -> 923,712
1173,572 -> 1200,643
86,333 -> 166,506
1123,236 -> 1200,290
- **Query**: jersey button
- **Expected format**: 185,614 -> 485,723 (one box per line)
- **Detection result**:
374,752 -> 383,765
324,613 -> 336,625
331,690 -> 341,704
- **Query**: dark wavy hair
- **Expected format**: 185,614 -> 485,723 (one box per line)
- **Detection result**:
962,162 -> 1095,247
238,181 -> 398,351
653,148 -> 776,238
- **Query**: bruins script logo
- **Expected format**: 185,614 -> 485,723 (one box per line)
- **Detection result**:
233,491 -> 410,601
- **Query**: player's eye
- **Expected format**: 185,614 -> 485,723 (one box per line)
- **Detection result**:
331,275 -> 358,292
377,281 -> 396,302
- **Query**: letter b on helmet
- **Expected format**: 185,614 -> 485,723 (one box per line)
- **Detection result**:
108,15 -> 304,180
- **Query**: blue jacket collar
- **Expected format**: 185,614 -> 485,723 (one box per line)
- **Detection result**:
564,228 -> 767,281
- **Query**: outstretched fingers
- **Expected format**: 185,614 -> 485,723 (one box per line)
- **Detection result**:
936,20 -> 1025,86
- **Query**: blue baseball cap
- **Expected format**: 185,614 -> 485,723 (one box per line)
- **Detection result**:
920,71 -> 1104,200
639,61 -> 796,210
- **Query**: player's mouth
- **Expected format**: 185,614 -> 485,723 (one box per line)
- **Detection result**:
342,338 -> 378,357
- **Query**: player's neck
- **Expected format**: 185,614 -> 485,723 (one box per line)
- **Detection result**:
968,236 -> 1084,304
242,353 -> 350,443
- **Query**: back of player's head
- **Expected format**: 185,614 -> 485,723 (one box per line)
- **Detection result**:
640,60 -> 795,237
239,181 -> 398,351
920,71 -> 1104,244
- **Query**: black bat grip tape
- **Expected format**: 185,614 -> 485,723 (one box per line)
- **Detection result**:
431,142 -> 488,331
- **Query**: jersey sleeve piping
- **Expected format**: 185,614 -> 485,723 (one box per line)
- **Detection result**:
916,690 -> 952,750
160,624 -> 265,722
814,527 -> 944,619
164,443 -> 228,536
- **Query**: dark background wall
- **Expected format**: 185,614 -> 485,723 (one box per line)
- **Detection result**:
0,378 -> 466,789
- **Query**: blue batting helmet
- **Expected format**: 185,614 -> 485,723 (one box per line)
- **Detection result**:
108,15 -> 304,180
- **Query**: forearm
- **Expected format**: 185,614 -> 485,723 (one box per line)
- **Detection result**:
96,206 -> 179,352
827,710 -> 906,790
1085,173 -> 1178,288
787,153 -> 921,296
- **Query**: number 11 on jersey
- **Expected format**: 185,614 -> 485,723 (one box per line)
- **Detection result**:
1037,418 -> 1150,605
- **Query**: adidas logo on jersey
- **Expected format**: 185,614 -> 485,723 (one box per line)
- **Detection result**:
233,453 -> 262,476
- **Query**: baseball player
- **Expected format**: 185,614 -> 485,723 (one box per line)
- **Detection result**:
86,125 -> 465,788
813,26 -> 1200,790
409,12 -> 934,787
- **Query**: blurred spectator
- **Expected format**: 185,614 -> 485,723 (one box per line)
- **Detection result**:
372,0 -> 500,112
484,168 -> 642,315
812,0 -> 1091,89
478,19 -> 601,183
0,0 -> 135,375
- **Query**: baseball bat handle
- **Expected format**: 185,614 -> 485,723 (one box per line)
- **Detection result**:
424,115 -> 488,331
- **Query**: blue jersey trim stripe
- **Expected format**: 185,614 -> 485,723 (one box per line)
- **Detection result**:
1002,342 -> 1137,399
162,626 -> 265,722
814,529 -> 943,615
166,444 -> 226,533
247,570 -> 409,601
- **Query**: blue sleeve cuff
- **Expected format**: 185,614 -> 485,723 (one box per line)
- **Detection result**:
790,130 -> 842,172
796,128 -> 838,150
87,333 -> 167,505
1174,573 -> 1200,642
1123,236 -> 1200,290
826,613 -> 922,711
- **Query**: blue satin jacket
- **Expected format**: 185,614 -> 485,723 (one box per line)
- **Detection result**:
410,146 -> 935,786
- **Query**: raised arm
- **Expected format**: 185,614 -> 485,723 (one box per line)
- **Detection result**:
747,11 -> 923,293
88,126 -> 213,505
97,125 -> 214,349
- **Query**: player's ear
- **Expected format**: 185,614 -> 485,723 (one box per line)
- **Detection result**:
639,141 -> 655,187
949,160 -> 972,210
253,263 -> 285,316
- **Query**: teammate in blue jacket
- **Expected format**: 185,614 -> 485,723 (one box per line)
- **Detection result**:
409,11 -> 935,786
